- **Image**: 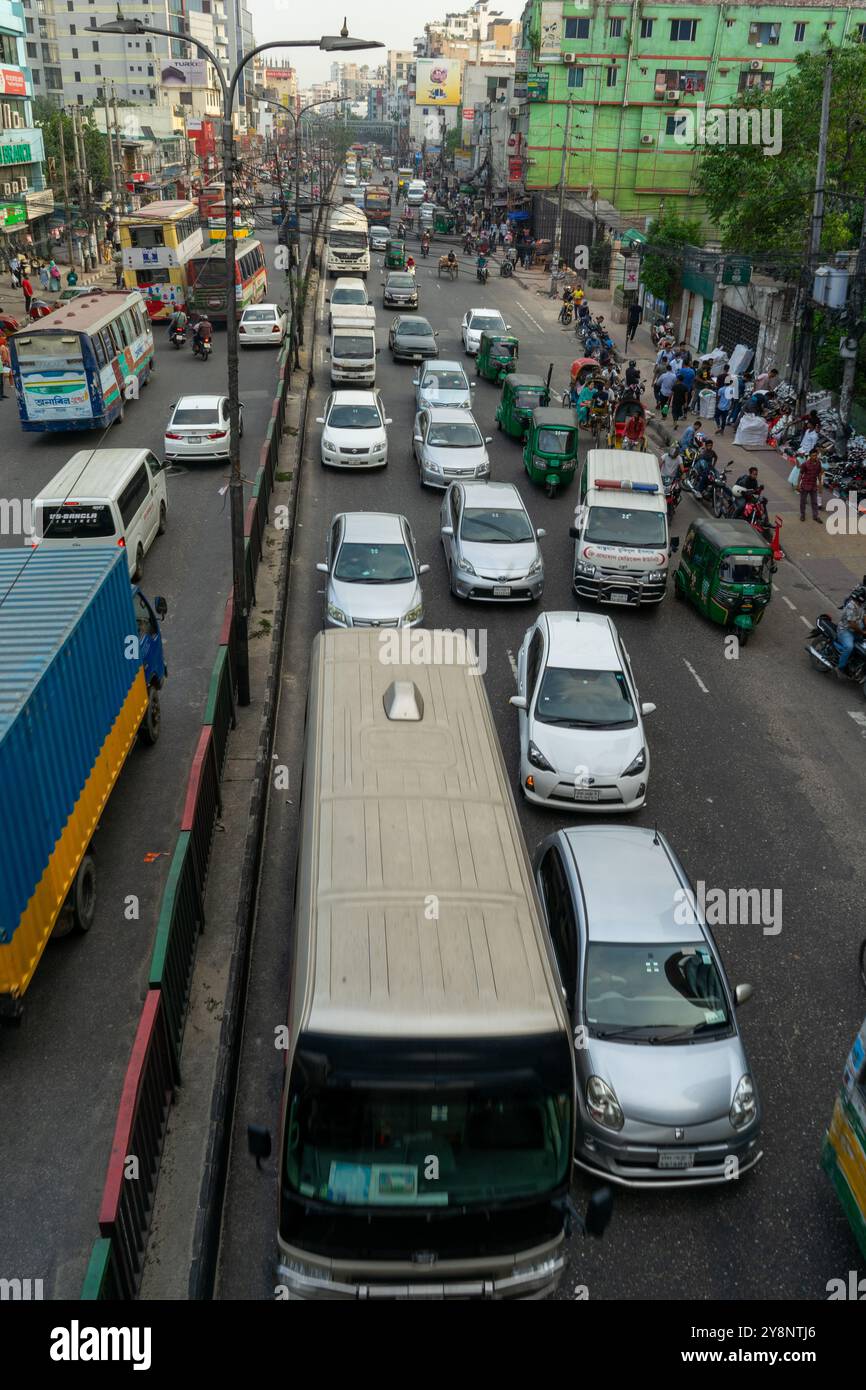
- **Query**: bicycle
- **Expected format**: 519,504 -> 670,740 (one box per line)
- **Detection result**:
589,406 -> 609,446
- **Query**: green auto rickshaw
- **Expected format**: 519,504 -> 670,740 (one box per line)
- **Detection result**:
673,516 -> 774,645
522,406 -> 579,498
433,207 -> 456,236
385,238 -> 406,270
496,373 -> 551,440
476,332 -> 519,385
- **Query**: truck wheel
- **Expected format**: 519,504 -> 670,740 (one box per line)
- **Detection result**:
132,543 -> 144,582
157,502 -> 167,535
71,854 -> 97,934
140,685 -> 161,746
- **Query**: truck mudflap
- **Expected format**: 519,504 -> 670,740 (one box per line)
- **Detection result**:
0,665 -> 148,1013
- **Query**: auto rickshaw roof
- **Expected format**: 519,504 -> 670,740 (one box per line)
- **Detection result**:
531,406 -> 578,427
689,516 -> 773,552
505,373 -> 547,390
480,331 -> 518,346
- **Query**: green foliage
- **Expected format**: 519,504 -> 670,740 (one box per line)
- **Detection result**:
812,310 -> 866,398
34,98 -> 111,200
697,39 -> 866,254
446,126 -> 462,155
641,212 -> 704,302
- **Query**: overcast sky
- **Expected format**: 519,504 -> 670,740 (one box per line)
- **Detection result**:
248,1 -> 436,84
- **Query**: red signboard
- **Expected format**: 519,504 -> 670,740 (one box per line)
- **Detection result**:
508,157 -> 524,183
462,106 -> 475,121
0,68 -> 27,97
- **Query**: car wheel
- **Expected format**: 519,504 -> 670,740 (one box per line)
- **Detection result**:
132,543 -> 144,583
157,501 -> 167,535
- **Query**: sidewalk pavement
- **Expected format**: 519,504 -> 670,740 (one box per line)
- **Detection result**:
1,256 -> 116,323
506,266 -> 866,607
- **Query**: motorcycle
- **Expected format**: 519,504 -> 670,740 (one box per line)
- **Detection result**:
731,485 -> 773,541
683,461 -> 728,506
170,327 -> 186,350
559,297 -> 574,326
806,583 -> 866,685
476,263 -> 489,284
193,334 -> 212,361
499,257 -> 514,277
650,316 -> 674,347
663,473 -> 682,520
463,232 -> 475,254
420,237 -> 430,258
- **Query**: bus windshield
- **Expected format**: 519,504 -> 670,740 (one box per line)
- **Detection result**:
13,333 -> 83,363
284,1034 -> 572,1210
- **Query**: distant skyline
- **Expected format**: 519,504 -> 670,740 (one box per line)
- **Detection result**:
248,1 -> 426,85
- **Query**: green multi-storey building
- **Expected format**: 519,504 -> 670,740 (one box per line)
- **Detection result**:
518,0 -> 866,220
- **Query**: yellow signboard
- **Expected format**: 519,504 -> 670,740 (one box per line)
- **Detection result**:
415,58 -> 462,107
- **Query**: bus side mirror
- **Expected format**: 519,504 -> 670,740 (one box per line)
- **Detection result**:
247,1124 -> 272,1170
568,526 -> 580,540
153,596 -> 168,620
670,536 -> 680,553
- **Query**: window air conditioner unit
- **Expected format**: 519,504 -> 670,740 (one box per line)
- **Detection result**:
508,103 -> 521,116
640,133 -> 655,145
665,89 -> 681,102
750,59 -> 763,71
2,182 -> 11,197
563,52 -> 576,64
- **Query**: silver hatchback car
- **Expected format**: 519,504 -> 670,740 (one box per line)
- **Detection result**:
317,511 -> 429,629
414,407 -> 491,489
414,360 -> 474,411
440,480 -> 545,602
533,825 -> 762,1188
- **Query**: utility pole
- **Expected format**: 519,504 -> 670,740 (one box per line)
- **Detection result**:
57,115 -> 76,271
795,60 -> 832,410
112,88 -> 124,220
550,97 -> 574,295
103,91 -> 118,205
839,191 -> 866,426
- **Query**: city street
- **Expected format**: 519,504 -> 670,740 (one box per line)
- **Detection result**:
0,220 -> 295,1298
217,220 -> 866,1299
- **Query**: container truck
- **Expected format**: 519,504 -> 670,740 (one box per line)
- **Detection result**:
0,547 -> 168,1021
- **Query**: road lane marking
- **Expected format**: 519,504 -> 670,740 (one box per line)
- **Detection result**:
848,711 -> 866,729
781,595 -> 797,611
507,649 -> 517,681
799,615 -> 812,628
682,659 -> 709,694
516,303 -> 545,333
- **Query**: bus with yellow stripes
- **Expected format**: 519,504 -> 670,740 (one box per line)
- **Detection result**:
119,198 -> 204,321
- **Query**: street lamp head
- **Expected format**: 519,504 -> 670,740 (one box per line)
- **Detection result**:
99,9 -> 144,33
320,33 -> 383,51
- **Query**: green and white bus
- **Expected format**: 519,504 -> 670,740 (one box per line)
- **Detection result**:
186,239 -> 268,323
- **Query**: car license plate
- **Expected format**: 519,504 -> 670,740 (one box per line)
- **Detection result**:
658,1151 -> 694,1169
609,592 -> 630,604
573,787 -> 600,802
493,585 -> 511,597
188,436 -> 203,443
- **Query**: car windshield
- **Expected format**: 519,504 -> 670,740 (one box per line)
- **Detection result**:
428,421 -> 482,448
284,1034 -> 573,1208
400,321 -> 434,339
492,344 -> 515,361
470,314 -> 505,333
461,507 -> 533,544
328,404 -> 381,429
333,288 -> 366,303
534,667 -> 636,728
514,390 -> 542,409
584,506 -> 668,548
536,428 -> 572,455
423,371 -> 466,391
243,308 -> 276,322
334,541 -> 415,583
173,406 -> 220,425
334,334 -> 372,359
389,275 -> 414,288
585,942 -> 731,1040
720,553 -> 771,584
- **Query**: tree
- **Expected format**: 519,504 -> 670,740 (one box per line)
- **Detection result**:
34,98 -> 111,202
445,126 -> 462,156
697,40 -> 866,255
640,211 -> 704,303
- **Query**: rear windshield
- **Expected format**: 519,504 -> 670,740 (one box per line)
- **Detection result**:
38,503 -> 116,539
242,308 -> 277,322
333,288 -> 367,303
12,333 -> 83,363
173,406 -> 220,425
189,257 -> 228,289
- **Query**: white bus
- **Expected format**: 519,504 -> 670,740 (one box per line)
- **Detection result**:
250,629 -> 600,1300
325,204 -> 370,278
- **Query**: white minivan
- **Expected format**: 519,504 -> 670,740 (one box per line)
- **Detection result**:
32,448 -> 168,582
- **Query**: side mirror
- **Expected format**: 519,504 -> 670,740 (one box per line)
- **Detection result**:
734,983 -> 753,1008
536,527 -> 547,539
568,525 -> 581,540
376,347 -> 381,354
315,416 -> 325,425
485,436 -> 492,443
470,381 -> 477,387
509,694 -> 527,709
413,434 -> 423,443
419,563 -> 431,575
670,536 -> 680,553
247,1124 -> 272,1170
412,378 -> 420,386
153,596 -> 168,619
385,417 -> 393,426
441,524 -> 454,537
325,296 -> 331,303
316,562 -> 329,574
641,702 -> 657,716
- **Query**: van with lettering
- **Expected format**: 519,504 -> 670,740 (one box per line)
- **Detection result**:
570,449 -> 672,607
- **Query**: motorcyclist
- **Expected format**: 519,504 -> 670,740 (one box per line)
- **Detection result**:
660,444 -> 682,482
625,359 -> 641,390
406,255 -> 416,273
476,252 -> 488,281
420,231 -> 430,256
193,315 -> 213,356
691,437 -> 718,494
835,585 -> 866,676
167,305 -> 188,338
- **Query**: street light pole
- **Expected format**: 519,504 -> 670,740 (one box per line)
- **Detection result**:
99,13 -> 382,708
550,97 -> 574,296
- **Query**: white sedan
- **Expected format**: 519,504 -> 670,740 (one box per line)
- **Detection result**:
238,302 -> 288,346
164,394 -> 243,462
461,307 -> 510,355
316,390 -> 392,468
510,610 -> 656,812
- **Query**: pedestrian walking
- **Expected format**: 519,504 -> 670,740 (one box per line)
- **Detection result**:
798,448 -> 823,522
655,366 -> 677,414
66,267 -> 78,288
49,260 -> 61,292
20,274 -> 34,316
114,261 -> 124,288
9,254 -> 20,289
670,374 -> 689,424
0,338 -> 9,399
714,376 -> 735,433
625,299 -> 641,346
38,262 -> 50,292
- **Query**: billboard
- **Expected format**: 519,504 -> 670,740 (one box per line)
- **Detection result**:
538,2 -> 563,62
160,59 -> 209,88
0,68 -> 27,97
415,58 -> 461,107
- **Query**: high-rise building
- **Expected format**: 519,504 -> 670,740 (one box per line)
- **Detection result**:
0,0 -> 53,255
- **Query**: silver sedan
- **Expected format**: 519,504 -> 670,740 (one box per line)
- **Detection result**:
413,408 -> 491,489
439,480 -> 545,602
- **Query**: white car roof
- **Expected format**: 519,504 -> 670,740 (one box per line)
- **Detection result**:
468,308 -> 504,319
425,406 -> 480,423
332,277 -> 367,291
173,395 -> 224,410
328,390 -> 380,406
423,360 -> 464,373
241,302 -> 279,314
459,480 -> 525,510
542,611 -> 620,671
340,511 -> 407,543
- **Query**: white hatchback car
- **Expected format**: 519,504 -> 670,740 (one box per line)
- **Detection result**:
461,308 -> 510,355
317,390 -> 392,468
239,302 -> 288,346
510,611 -> 656,812
164,395 -> 242,462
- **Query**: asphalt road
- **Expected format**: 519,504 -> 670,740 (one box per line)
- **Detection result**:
0,216 -> 296,1299
218,202 -> 866,1302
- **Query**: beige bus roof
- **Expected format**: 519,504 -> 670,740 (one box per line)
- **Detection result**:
298,629 -> 565,1040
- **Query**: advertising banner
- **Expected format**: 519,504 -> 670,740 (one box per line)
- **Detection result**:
0,68 -> 27,97
415,58 -> 461,107
160,58 -> 209,88
527,71 -> 550,102
462,106 -> 475,122
0,201 -> 26,227
23,373 -> 91,421
538,2 -> 563,62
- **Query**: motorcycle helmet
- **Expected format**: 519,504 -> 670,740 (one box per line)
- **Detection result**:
628,359 -> 636,367
851,585 -> 866,604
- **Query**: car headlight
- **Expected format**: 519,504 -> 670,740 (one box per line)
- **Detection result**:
527,740 -> 554,772
575,559 -> 596,578
586,1076 -> 624,1131
527,555 -> 543,577
475,461 -> 489,475
730,1074 -> 757,1131
327,603 -> 348,625
458,555 -> 476,576
403,603 -> 423,624
322,439 -> 337,453
645,570 -> 665,583
621,747 -> 646,777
